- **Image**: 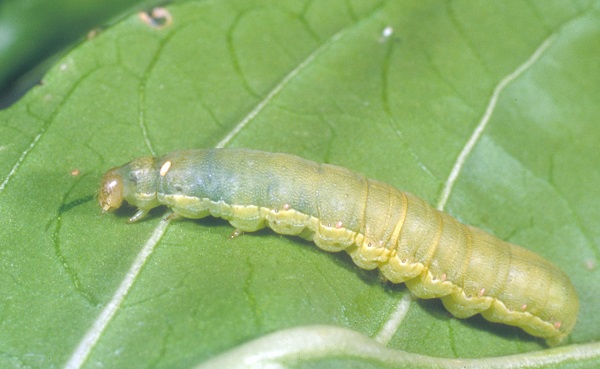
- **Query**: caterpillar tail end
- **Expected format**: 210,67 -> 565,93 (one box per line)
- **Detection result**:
545,333 -> 568,347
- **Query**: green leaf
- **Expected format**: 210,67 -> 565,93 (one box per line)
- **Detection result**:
0,0 -> 165,106
1,0 -> 599,368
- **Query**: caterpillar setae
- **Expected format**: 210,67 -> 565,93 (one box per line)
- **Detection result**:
98,148 -> 579,345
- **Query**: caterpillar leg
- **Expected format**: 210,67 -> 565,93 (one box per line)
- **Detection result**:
165,212 -> 183,221
128,209 -> 150,223
229,229 -> 244,239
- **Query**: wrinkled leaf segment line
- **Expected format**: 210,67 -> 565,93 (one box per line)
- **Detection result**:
0,132 -> 42,193
436,33 -> 557,211
63,217 -> 171,369
373,33 -> 557,347
53,174 -> 98,306
226,11 -> 262,100
137,21 -> 186,156
194,325 -> 600,369
0,64 -> 99,194
138,87 -> 156,156
380,32 -> 437,191
215,29 -> 346,148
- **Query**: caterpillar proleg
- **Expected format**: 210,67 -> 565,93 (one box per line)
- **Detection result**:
98,148 -> 579,345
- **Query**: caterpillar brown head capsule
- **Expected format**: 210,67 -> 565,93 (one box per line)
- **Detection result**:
99,148 -> 579,345
98,168 -> 124,213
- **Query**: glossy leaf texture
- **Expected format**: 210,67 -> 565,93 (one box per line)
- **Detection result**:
0,1 -> 599,368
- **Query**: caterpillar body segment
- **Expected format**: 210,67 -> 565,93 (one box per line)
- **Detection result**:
99,148 -> 579,345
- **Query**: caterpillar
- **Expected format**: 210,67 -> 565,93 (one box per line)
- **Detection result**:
98,148 -> 579,345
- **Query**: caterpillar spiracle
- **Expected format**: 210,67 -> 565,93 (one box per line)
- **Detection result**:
98,148 -> 579,345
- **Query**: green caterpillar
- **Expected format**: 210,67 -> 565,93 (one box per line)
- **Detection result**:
98,148 -> 579,345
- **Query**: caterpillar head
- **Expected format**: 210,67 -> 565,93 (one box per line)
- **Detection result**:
98,168 -> 124,212
98,156 -> 160,221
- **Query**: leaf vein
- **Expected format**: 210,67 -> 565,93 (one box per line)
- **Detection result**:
436,33 -> 557,211
64,216 -> 172,369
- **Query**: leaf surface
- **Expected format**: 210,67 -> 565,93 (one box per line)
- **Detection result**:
1,1 -> 599,368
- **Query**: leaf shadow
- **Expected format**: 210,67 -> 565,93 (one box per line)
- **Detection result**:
415,298 -> 540,345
